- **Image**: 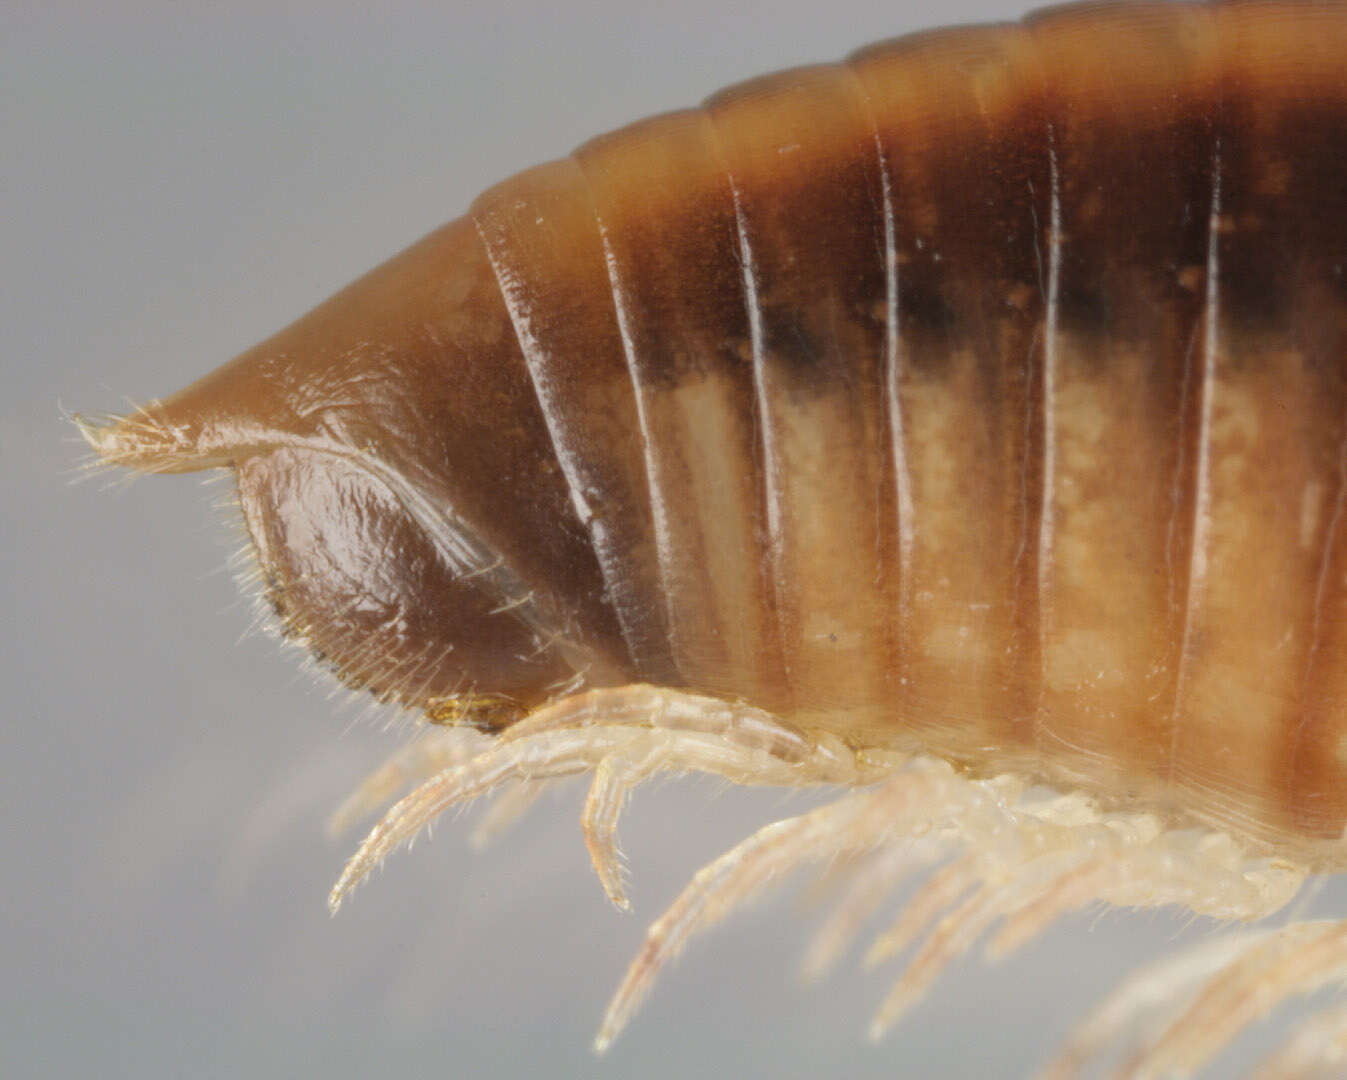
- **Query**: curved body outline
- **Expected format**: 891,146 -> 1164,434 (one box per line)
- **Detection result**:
81,2 -> 1347,1074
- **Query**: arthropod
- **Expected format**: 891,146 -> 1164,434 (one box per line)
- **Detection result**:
79,0 -> 1347,1074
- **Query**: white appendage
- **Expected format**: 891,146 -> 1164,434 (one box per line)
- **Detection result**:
1256,998 -> 1347,1080
328,686 -> 882,916
328,685 -> 1335,1077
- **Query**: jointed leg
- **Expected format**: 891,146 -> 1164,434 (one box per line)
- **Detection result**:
800,838 -> 948,982
329,685 -> 885,914
326,683 -> 1326,1076
596,755 -> 1308,1061
582,746 -> 670,911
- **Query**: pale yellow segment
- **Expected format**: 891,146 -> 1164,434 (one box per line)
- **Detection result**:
765,380 -> 892,719
1036,337 -> 1182,787
1172,347 -> 1329,839
897,350 -> 1007,750
643,371 -> 779,705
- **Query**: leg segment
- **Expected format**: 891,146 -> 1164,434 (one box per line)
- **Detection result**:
326,683 -> 1324,1074
593,757 -> 1308,1060
1111,920 -> 1347,1078
1256,998 -> 1347,1080
582,747 -> 669,911
329,685 -> 886,914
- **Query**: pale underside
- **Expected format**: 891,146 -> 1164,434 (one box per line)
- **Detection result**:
327,684 -> 1347,1079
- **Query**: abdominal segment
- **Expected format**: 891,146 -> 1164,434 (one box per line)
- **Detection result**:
85,1 -> 1347,852
469,2 -> 1347,849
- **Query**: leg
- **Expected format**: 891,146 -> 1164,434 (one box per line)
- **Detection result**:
1111,919 -> 1347,1078
799,838 -> 947,982
326,683 -> 1320,1071
329,685 -> 884,914
1256,997 -> 1347,1080
595,756 -> 1308,1057
582,746 -> 669,911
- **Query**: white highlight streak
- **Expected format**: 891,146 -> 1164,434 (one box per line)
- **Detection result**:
1037,127 -> 1062,714
1170,137 -> 1221,777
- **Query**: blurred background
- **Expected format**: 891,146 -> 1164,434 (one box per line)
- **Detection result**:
6,1 -> 1344,1077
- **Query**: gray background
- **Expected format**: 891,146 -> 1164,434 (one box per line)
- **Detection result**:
6,1 -> 1342,1077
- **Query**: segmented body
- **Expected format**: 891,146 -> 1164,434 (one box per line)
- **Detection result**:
82,0 -> 1347,1074
475,0 -> 1347,861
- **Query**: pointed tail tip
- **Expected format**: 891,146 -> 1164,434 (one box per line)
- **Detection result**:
71,405 -> 205,474
72,412 -> 124,459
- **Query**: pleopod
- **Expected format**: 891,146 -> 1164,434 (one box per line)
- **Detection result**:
79,1 -> 1347,1074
